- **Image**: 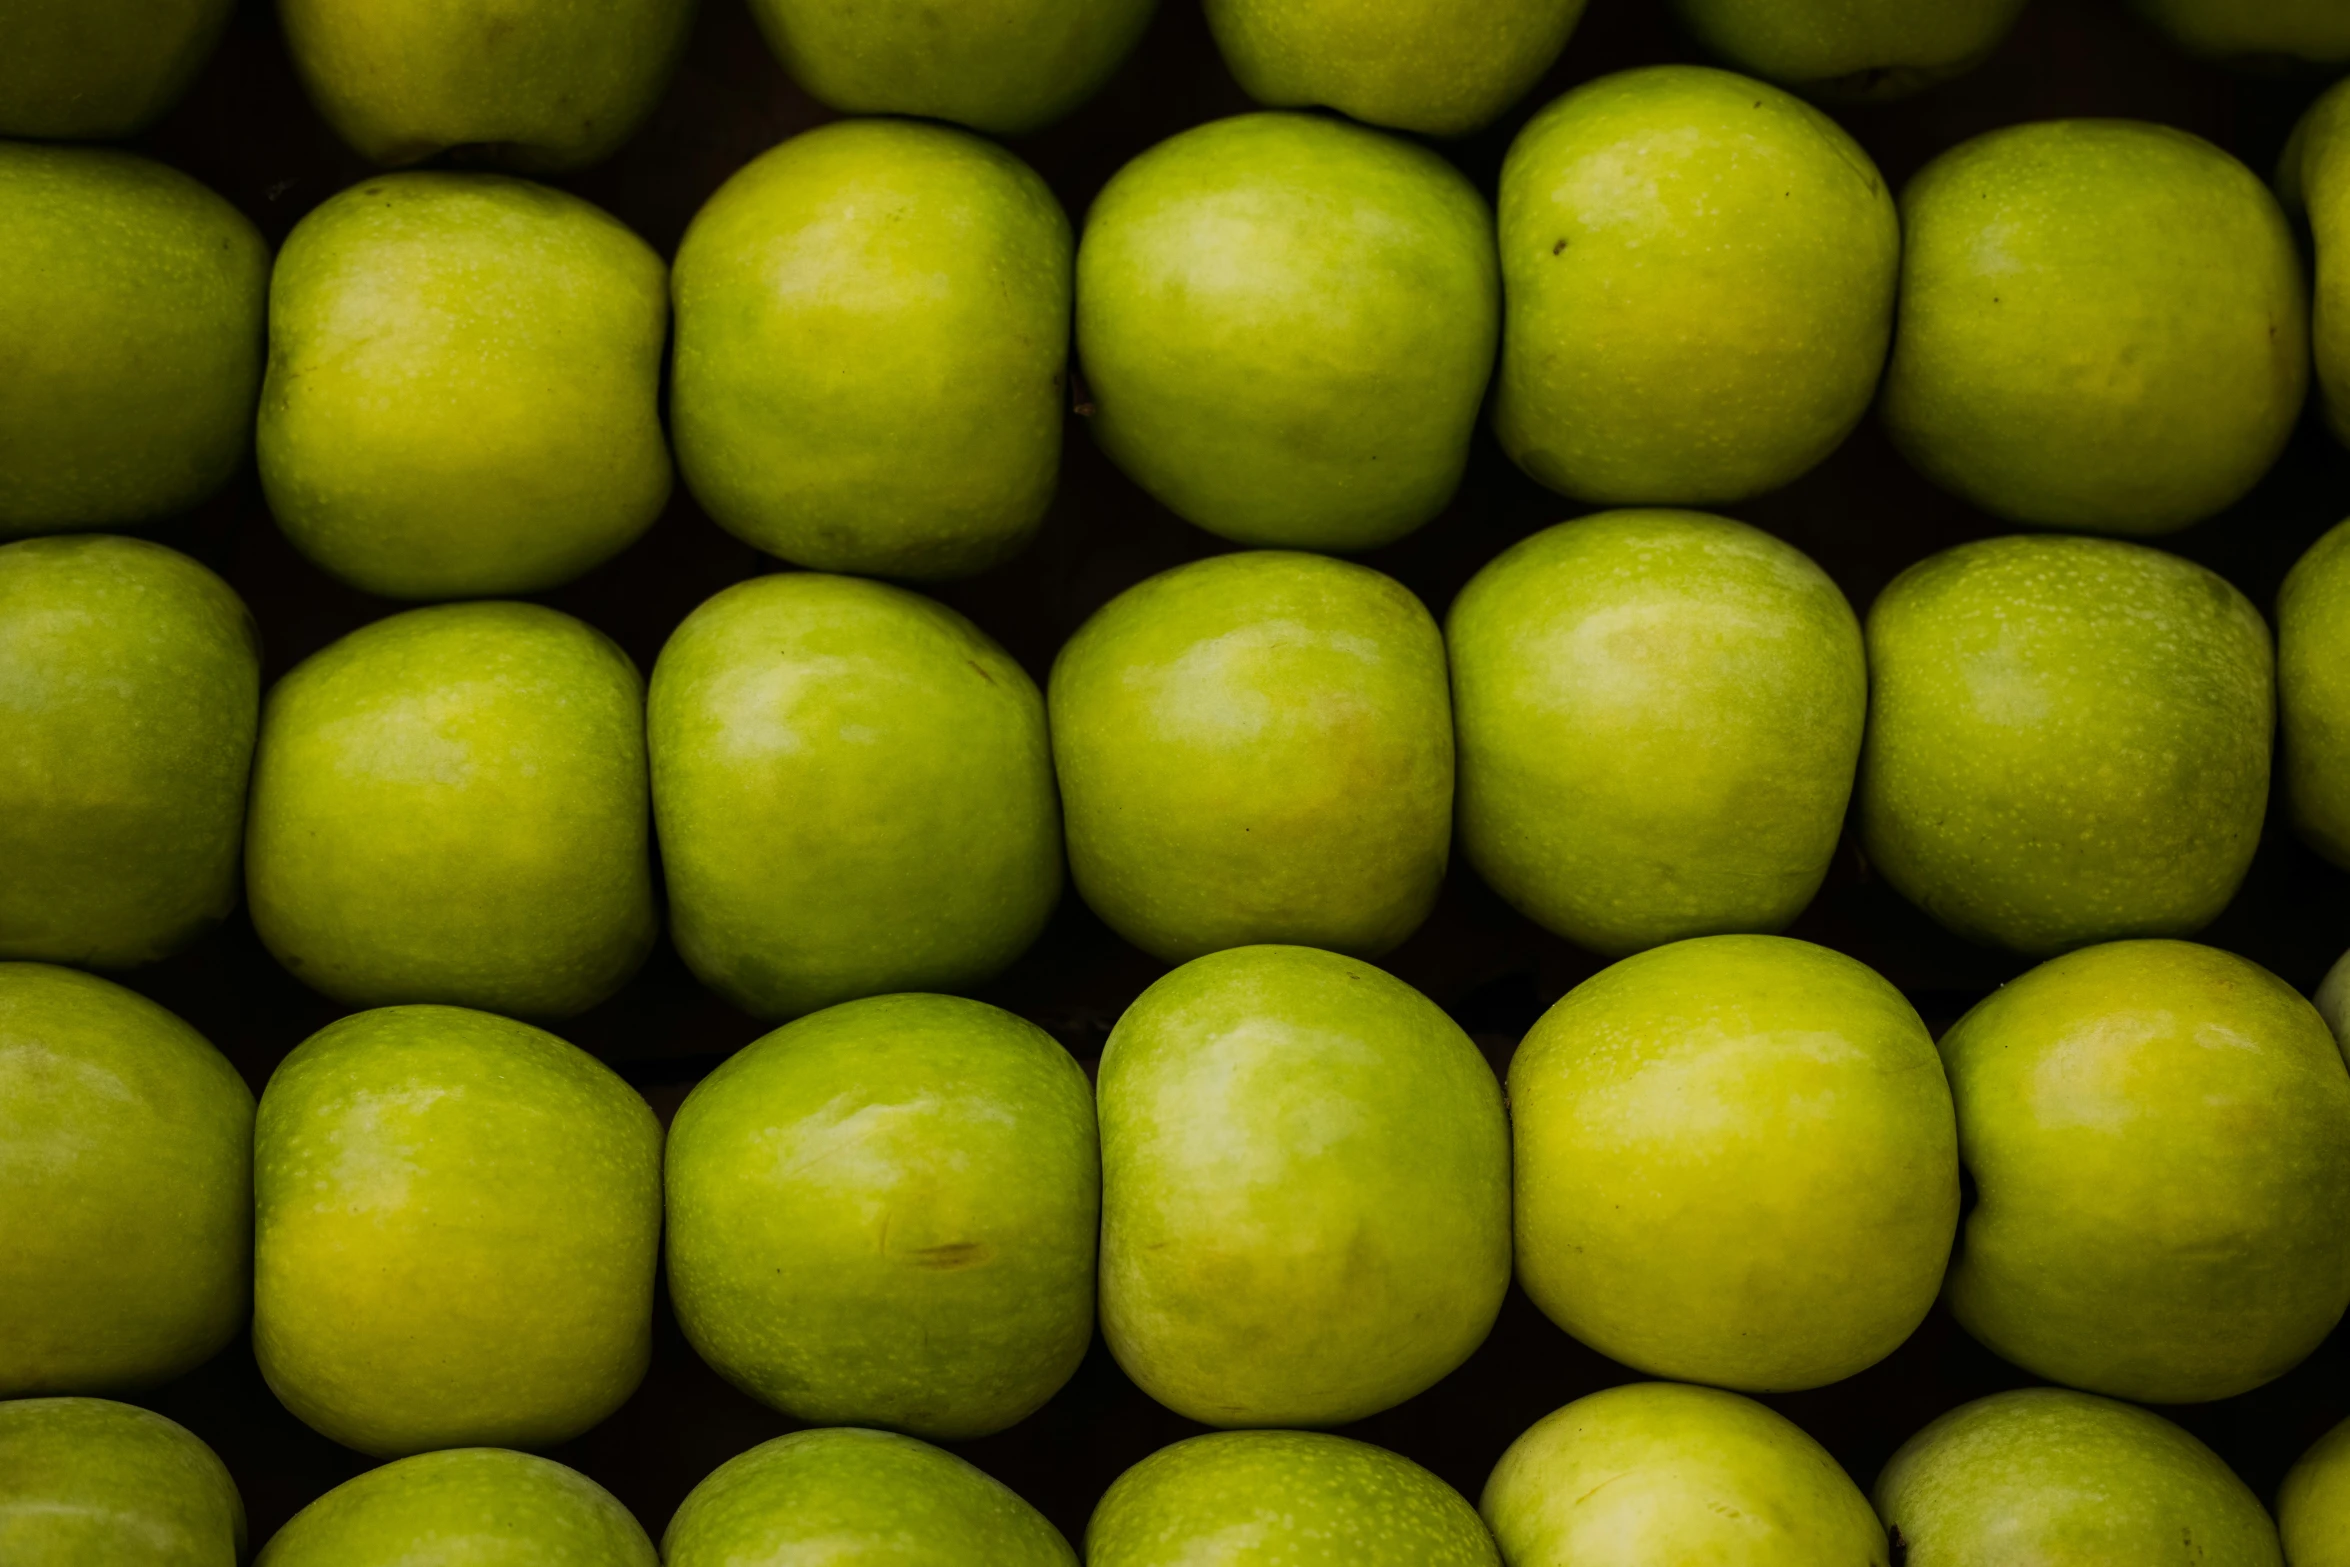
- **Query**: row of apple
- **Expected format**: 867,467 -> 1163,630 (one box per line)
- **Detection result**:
15,55 -> 2350,595
13,1374 -> 2350,1565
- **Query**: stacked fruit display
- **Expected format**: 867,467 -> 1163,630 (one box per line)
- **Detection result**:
9,0 -> 2350,1564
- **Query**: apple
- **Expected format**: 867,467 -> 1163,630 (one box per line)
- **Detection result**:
665,1428 -> 1074,1566
1511,935 -> 1956,1391
649,573 -> 1061,1021
253,1005 -> 662,1456
256,1448 -> 653,1566
1075,113 -> 1497,551
1205,0 -> 1585,136
1940,940 -> 2350,1403
0,144 -> 265,538
1859,535 -> 2271,955
276,0 -> 694,173
0,0 -> 234,139
745,0 -> 1154,136
666,993 -> 1097,1440
1669,0 -> 2028,99
1098,945 -> 1508,1427
1448,510 -> 1865,956
1090,1431 -> 1496,1566
1483,1383 -> 1885,1565
2132,0 -> 2350,64
0,1397 -> 244,1565
2282,81 -> 2350,449
1878,1389 -> 2280,1565
2282,519 -> 2350,869
1,964 -> 252,1397
671,119 -> 1070,579
2283,1416 -> 2350,1567
245,602 -> 656,1019
258,173 -> 670,600
0,535 -> 259,968
1050,551 -> 1451,962
1496,66 -> 1899,506
1883,119 -> 2306,534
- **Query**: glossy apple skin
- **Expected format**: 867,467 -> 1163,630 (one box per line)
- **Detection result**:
245,601 -> 657,1019
1858,535 -> 2271,956
1,965 -> 252,1397
2133,0 -> 2350,63
672,120 -> 1069,579
1098,945 -> 1509,1427
649,573 -> 1061,1021
1090,1431 -> 1498,1566
1050,551 -> 1451,963
1883,119 -> 2306,535
2280,519 -> 2350,868
260,173 -> 669,600
0,1398 -> 244,1566
253,1005 -> 663,1457
0,0 -> 234,139
1511,935 -> 1956,1391
256,1449 -> 655,1567
665,1428 -> 1075,1566
1940,940 -> 2350,1404
2283,82 -> 2350,451
1076,113 -> 1497,551
1205,0 -> 1586,136
0,536 -> 259,968
0,144 -> 266,538
666,994 -> 1097,1440
2283,1415 -> 2350,1567
746,0 -> 1154,136
1482,1382 -> 1887,1566
1877,1388 -> 2281,1566
1497,66 -> 1898,506
1449,510 -> 1864,956
276,0 -> 694,173
1670,0 -> 2028,100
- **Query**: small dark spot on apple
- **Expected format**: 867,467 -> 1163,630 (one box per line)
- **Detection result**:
1552,237 -> 1568,255
967,659 -> 997,686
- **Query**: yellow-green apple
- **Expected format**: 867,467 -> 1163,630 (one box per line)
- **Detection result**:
2283,1415 -> 2350,1567
256,1448 -> 653,1566
2281,81 -> 2350,449
0,0 -> 235,139
1670,0 -> 2029,99
0,1397 -> 244,1565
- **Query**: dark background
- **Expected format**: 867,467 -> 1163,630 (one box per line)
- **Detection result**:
87,0 -> 2350,1550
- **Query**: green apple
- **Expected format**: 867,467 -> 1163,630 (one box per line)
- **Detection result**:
1859,535 -> 2271,955
1496,66 -> 1898,506
2320,946 -> 2350,1044
1511,935 -> 1956,1391
0,535 -> 259,967
2281,519 -> 2350,867
259,173 -> 669,599
1883,119 -> 2306,534
1448,510 -> 1864,956
1878,1388 -> 2279,1565
2282,81 -> 2350,449
1204,0 -> 1585,136
1,965 -> 251,1396
1076,112 -> 1497,550
254,1005 -> 662,1456
2283,1416 -> 2350,1567
276,0 -> 694,172
672,119 -> 1069,579
1090,1431 -> 1497,1566
649,573 -> 1060,1020
1483,1383 -> 1885,1565
0,1397 -> 243,1565
1669,0 -> 2029,99
666,993 -> 1096,1440
1098,945 -> 1508,1426
257,1448 -> 654,1566
1050,551 -> 1451,962
245,602 -> 656,1018
2133,0 -> 2350,64
1941,939 -> 2350,1403
0,144 -> 265,537
0,0 -> 235,139
745,0 -> 1154,136
665,1428 -> 1074,1566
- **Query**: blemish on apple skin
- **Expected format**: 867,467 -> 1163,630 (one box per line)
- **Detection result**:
911,1241 -> 991,1269
968,658 -> 998,686
1552,237 -> 1569,255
